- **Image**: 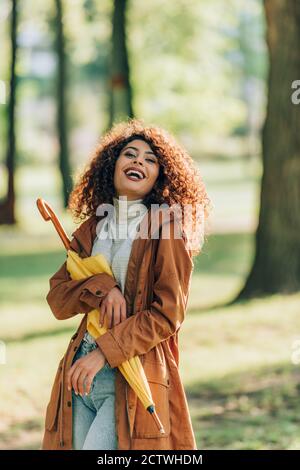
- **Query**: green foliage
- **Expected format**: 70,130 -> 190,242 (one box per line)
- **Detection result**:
0,0 -> 267,168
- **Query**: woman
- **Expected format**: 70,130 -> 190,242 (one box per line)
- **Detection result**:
41,118 -> 211,450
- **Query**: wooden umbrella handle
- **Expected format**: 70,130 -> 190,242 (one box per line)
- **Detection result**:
36,198 -> 71,250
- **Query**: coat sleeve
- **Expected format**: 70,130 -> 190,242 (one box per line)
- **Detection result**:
95,220 -> 194,368
46,234 -> 120,321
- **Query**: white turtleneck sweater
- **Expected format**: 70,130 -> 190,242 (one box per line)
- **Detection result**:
83,196 -> 149,344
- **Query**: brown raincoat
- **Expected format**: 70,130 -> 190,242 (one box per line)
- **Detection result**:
41,206 -> 197,450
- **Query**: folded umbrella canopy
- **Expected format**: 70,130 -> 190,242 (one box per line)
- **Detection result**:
36,197 -> 165,434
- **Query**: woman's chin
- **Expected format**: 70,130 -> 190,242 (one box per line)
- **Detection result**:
117,183 -> 144,198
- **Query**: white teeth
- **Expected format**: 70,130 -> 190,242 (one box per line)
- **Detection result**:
125,169 -> 144,179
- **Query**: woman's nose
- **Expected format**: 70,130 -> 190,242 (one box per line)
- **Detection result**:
133,157 -> 144,166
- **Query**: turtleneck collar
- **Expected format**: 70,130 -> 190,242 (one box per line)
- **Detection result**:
112,195 -> 148,223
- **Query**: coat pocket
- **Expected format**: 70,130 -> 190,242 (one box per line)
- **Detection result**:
44,357 -> 63,431
132,359 -> 170,439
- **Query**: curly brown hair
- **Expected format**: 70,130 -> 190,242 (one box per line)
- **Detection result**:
68,118 -> 212,256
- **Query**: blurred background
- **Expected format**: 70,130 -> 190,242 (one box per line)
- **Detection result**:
0,0 -> 300,450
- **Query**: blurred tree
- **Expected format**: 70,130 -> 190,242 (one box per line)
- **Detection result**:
54,0 -> 72,207
0,0 -> 18,224
107,0 -> 133,128
234,1 -> 266,159
236,0 -> 300,298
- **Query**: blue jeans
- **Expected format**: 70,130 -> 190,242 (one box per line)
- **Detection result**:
71,338 -> 118,450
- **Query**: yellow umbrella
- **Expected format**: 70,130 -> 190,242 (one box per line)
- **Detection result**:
36,197 -> 165,434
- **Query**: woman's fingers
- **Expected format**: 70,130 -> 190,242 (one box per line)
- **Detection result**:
99,303 -> 106,327
106,299 -> 113,329
84,374 -> 94,395
66,367 -> 72,391
70,363 -> 93,396
67,361 -> 78,392
98,288 -> 127,329
67,350 -> 106,397
77,368 -> 89,396
70,364 -> 82,395
113,303 -> 121,327
99,301 -> 127,328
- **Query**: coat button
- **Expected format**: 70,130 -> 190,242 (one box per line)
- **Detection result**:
67,401 -> 71,407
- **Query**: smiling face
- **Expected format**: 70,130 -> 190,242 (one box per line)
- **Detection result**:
114,138 -> 160,201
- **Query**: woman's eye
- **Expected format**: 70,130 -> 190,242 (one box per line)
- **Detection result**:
124,152 -> 156,164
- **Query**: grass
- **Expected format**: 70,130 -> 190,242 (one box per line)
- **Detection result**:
1,232 -> 300,450
189,362 -> 300,450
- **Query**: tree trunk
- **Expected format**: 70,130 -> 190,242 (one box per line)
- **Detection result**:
236,0 -> 300,299
55,0 -> 72,208
0,0 -> 17,225
107,0 -> 133,129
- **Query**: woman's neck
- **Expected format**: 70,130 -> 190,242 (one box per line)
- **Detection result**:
112,195 -> 146,223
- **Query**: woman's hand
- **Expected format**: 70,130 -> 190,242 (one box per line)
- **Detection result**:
99,286 -> 127,329
67,348 -> 106,396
